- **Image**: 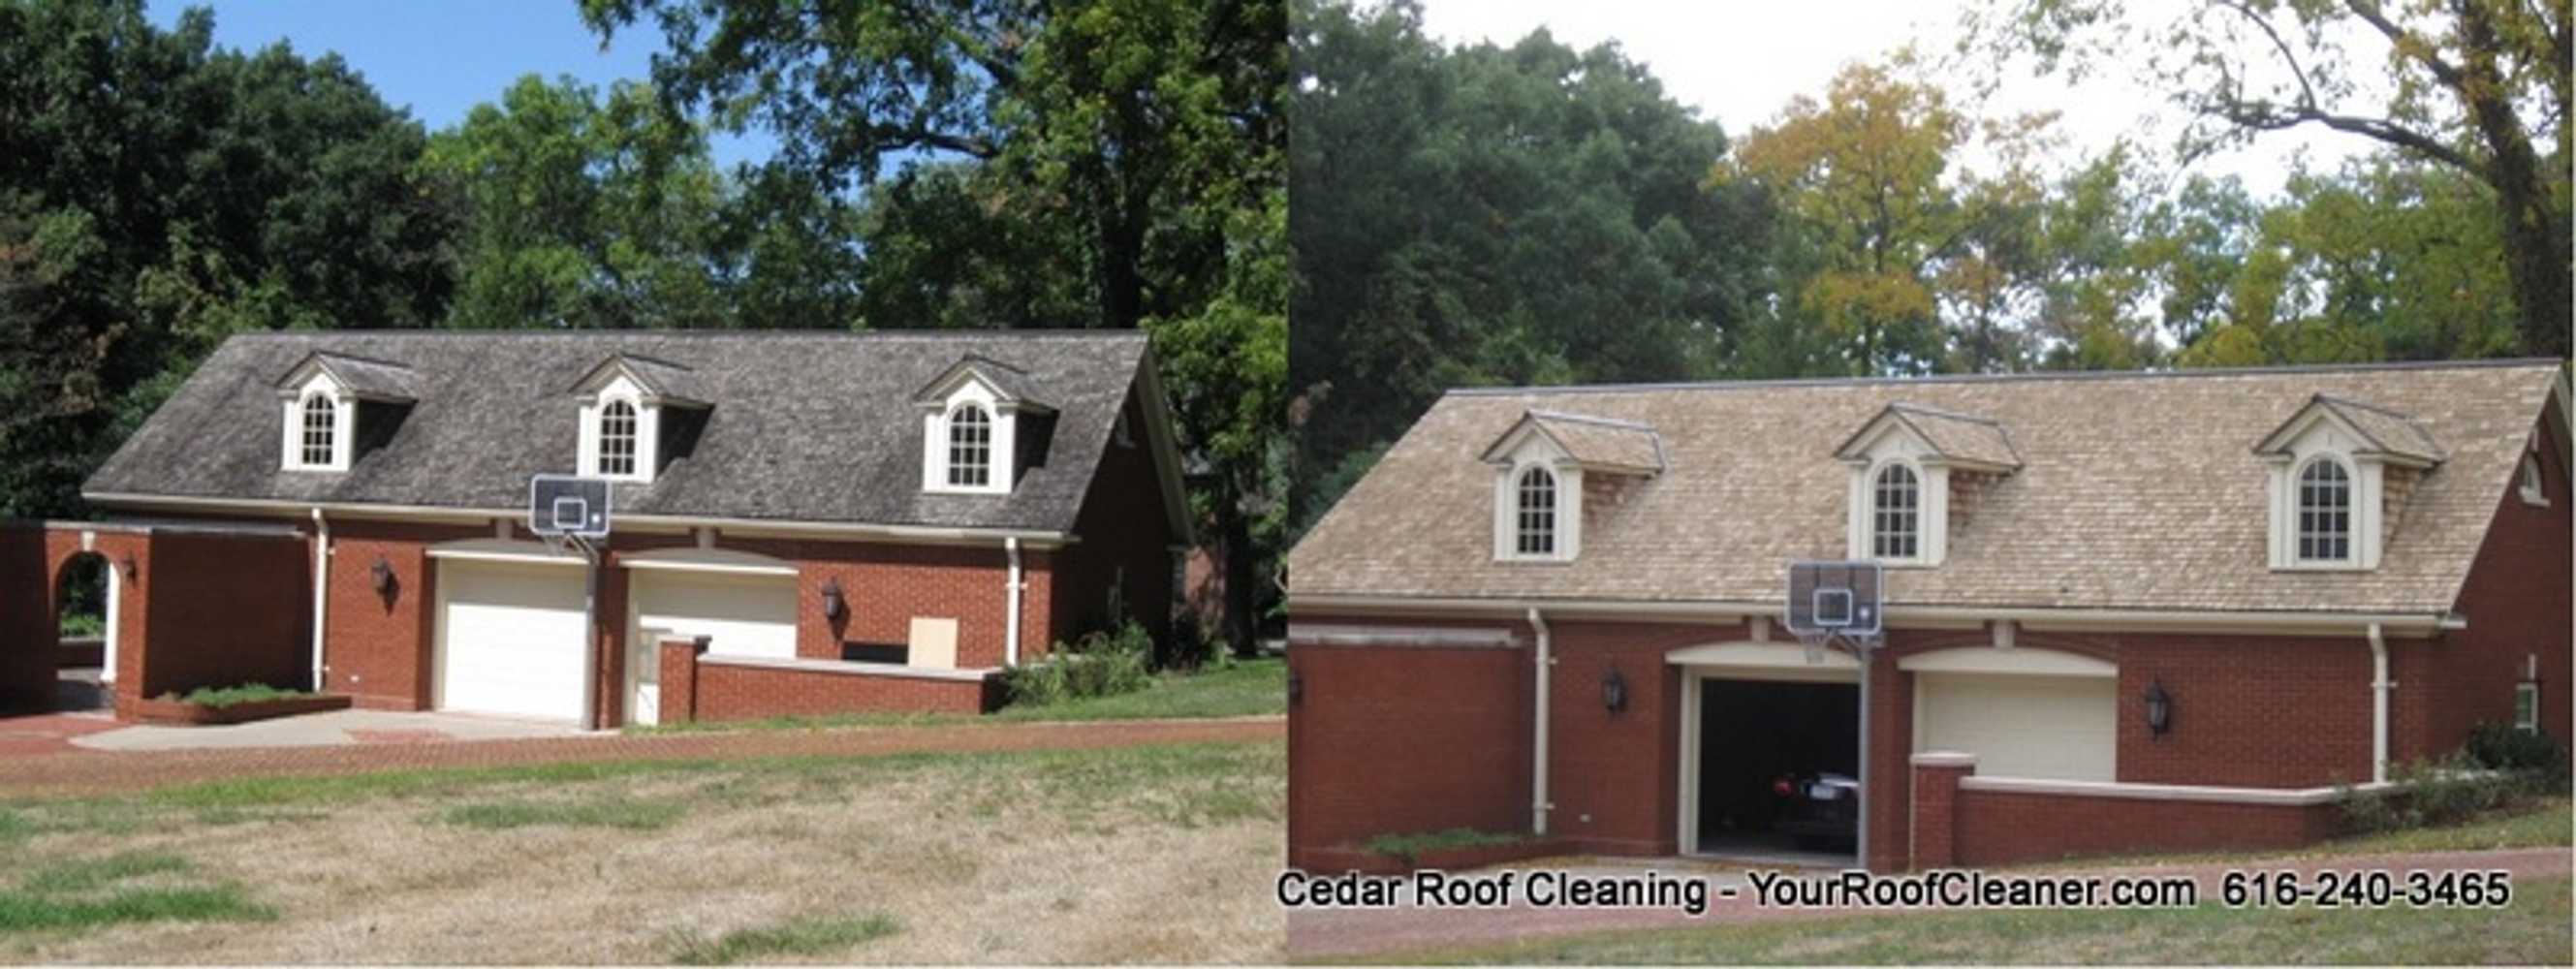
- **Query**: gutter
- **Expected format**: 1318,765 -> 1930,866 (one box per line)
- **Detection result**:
1290,593 -> 2460,638
84,491 -> 1075,547
2369,622 -> 2392,784
309,508 -> 330,692
1004,537 -> 1023,667
1527,607 -> 1554,836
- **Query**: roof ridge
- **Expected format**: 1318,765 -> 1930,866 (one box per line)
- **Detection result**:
1885,402 -> 2004,425
1524,408 -> 1659,432
1447,357 -> 2564,397
310,350 -> 419,371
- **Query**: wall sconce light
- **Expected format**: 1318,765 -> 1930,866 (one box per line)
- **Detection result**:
118,553 -> 139,580
1287,668 -> 1303,705
1602,666 -> 1628,713
819,578 -> 847,621
369,557 -> 396,595
2144,679 -> 2175,736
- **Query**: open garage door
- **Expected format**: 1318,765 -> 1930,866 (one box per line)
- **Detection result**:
436,559 -> 588,722
1914,673 -> 2117,781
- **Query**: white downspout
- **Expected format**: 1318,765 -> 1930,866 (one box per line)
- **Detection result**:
1004,538 -> 1023,667
309,508 -> 330,692
1528,607 -> 1554,836
2369,622 -> 2390,784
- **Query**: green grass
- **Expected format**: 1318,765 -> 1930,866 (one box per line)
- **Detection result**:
1361,828 -> 1527,863
666,913 -> 901,965
1373,877 -> 2574,965
627,656 -> 1285,735
438,797 -> 687,831
170,683 -> 310,708
0,852 -> 273,936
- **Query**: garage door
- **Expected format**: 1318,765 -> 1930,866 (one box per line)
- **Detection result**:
631,570 -> 798,659
437,560 -> 587,722
1915,673 -> 2116,781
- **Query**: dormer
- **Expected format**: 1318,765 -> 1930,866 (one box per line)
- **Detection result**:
569,354 -> 710,484
1833,403 -> 2020,568
273,352 -> 421,472
1479,409 -> 1664,562
915,355 -> 1052,495
2252,395 -> 2443,571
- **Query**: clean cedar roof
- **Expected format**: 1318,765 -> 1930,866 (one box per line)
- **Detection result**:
1484,411 -> 1666,473
87,329 -> 1155,533
1291,359 -> 2566,615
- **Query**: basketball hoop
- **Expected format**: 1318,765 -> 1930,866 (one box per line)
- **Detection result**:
529,474 -> 611,564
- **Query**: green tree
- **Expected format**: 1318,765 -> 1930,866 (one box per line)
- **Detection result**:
582,0 -> 1287,654
1966,0 -> 2571,358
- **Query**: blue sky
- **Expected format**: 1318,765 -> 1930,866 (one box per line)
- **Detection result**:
144,0 -> 775,169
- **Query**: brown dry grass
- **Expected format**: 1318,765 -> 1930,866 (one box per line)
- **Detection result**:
0,741 -> 1284,964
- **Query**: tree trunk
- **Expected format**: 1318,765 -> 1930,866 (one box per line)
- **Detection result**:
1215,491 -> 1259,659
2454,0 -> 2572,358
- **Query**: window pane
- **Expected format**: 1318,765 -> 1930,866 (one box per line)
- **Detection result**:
948,406 -> 990,486
1873,464 -> 1917,559
2296,460 -> 2350,563
599,401 -> 637,476
1517,467 -> 1555,555
300,394 -> 335,466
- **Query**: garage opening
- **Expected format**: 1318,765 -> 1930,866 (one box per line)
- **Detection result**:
1695,677 -> 1859,863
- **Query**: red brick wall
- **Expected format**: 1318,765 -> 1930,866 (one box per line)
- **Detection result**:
1051,391 -> 1179,648
2108,633 -> 2375,787
2423,411 -> 2573,763
326,519 -> 481,710
675,653 -> 997,719
1287,630 -> 1531,867
1543,619 -> 1713,856
698,537 -> 1043,670
1949,788 -> 2341,866
135,531 -> 308,701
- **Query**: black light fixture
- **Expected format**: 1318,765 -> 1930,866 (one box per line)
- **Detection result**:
1601,666 -> 1628,713
2143,679 -> 2175,736
1287,668 -> 1304,705
369,557 -> 396,595
819,578 -> 847,621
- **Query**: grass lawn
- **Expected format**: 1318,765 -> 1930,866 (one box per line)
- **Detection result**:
1386,877 -> 2572,964
0,739 -> 1284,963
632,656 -> 1286,735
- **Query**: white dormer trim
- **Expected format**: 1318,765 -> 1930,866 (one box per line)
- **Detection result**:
278,371 -> 355,472
577,373 -> 661,484
2262,419 -> 2385,571
1489,430 -> 1581,562
922,377 -> 1016,495
1842,427 -> 1948,567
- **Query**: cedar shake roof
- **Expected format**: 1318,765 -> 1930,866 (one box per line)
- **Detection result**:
276,351 -> 424,402
1482,410 -> 1666,474
90,329 -> 1160,533
2255,395 -> 2445,464
1292,359 -> 2566,614
569,353 -> 714,406
1837,403 -> 2021,469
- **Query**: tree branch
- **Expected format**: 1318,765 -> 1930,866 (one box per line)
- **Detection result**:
2215,0 -> 2321,109
2341,0 -> 2468,89
2221,100 -> 2478,172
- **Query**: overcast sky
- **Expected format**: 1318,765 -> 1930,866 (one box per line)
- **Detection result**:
1413,0 -> 2372,200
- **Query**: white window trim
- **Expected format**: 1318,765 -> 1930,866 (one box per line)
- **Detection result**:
922,381 -> 1015,496
577,380 -> 659,484
279,376 -> 355,472
2519,452 -> 2550,508
2514,681 -> 2540,734
2269,452 -> 2378,571
1492,459 -> 1581,562
1846,456 -> 1946,567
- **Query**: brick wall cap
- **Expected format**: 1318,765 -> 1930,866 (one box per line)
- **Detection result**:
1911,751 -> 1980,767
699,653 -> 1000,682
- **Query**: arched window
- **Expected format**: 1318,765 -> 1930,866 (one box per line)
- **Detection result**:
1872,463 -> 1919,559
947,404 -> 991,487
597,400 -> 638,477
2296,458 -> 2352,562
1515,466 -> 1557,555
2521,453 -> 2549,506
298,392 -> 336,467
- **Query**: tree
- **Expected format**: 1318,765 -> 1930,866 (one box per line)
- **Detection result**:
582,0 -> 1287,655
1291,0 -> 1763,526
423,75 -> 733,328
1966,0 -> 2571,357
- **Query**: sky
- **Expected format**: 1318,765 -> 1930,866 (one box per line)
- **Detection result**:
143,0 -> 775,169
1413,0 -> 2372,201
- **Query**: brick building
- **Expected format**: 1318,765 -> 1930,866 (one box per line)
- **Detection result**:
1,329 -> 1191,727
1286,359 -> 2570,872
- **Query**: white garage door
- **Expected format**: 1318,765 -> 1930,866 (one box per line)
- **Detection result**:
1915,673 -> 2117,781
437,560 -> 588,722
631,570 -> 798,660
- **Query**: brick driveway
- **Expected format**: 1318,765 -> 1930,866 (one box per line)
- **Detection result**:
1286,847 -> 2576,960
0,715 -> 1283,797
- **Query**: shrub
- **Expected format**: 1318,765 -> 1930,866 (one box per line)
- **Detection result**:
1003,620 -> 1153,705
1362,828 -> 1527,866
2340,754 -> 2521,833
168,684 -> 310,708
2465,722 -> 2569,791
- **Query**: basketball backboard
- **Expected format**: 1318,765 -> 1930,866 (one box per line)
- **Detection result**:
1784,560 -> 1882,639
529,474 -> 612,539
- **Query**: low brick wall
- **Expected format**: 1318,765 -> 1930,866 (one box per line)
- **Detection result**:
657,637 -> 1000,723
1912,752 -> 2348,869
129,693 -> 352,726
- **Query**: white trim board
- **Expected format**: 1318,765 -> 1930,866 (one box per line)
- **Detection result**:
1958,775 -> 2393,807
1290,593 -> 2459,638
699,654 -> 1000,683
83,491 -> 1074,547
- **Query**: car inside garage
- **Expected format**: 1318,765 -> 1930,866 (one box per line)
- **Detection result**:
1695,677 -> 1860,858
